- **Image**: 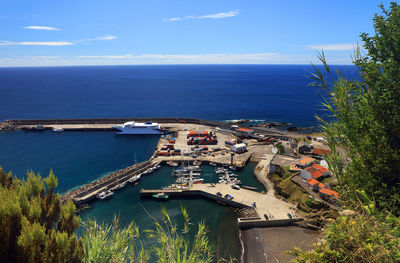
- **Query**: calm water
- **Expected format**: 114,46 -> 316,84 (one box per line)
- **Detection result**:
0,65 -> 357,127
0,65 -> 358,259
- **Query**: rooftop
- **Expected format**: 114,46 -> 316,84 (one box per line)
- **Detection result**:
320,188 -> 339,198
312,164 -> 329,173
312,148 -> 331,155
297,157 -> 315,165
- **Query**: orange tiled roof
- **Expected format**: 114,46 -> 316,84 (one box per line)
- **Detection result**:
290,163 -> 302,171
306,178 -> 319,185
312,148 -> 331,155
312,170 -> 324,179
306,178 -> 324,188
298,157 -> 315,165
320,188 -> 339,198
312,164 -> 329,173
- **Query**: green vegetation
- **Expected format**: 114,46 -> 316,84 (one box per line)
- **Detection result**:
275,143 -> 285,154
0,167 -> 219,263
82,207 -> 215,263
292,3 -> 400,262
0,167 -> 82,263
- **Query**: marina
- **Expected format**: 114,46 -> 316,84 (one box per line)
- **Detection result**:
2,117 -> 303,227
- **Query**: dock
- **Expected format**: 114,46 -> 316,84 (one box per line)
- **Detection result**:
0,117 -> 300,137
22,117 -> 300,223
60,160 -> 159,205
140,182 -> 297,221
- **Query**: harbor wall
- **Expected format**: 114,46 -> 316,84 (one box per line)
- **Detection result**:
5,117 -> 228,127
238,218 -> 303,229
62,160 -> 154,205
1,117 -> 292,136
140,189 -> 250,208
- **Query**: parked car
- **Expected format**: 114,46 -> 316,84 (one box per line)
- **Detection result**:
287,213 -> 293,219
216,192 -> 222,197
264,214 -> 269,220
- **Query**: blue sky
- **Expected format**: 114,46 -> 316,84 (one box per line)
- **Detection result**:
0,0 -> 392,66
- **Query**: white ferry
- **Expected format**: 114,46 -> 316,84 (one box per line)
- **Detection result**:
113,121 -> 162,135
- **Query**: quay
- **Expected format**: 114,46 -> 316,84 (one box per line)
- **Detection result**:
0,117 -> 299,137
19,117 -> 303,224
140,183 -> 298,221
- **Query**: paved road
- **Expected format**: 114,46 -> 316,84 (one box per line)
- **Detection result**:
253,155 -> 297,219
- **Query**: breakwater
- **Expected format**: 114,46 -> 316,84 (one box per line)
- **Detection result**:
61,159 -> 156,205
0,117 -> 294,136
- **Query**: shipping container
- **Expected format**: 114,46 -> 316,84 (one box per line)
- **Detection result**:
225,140 -> 235,146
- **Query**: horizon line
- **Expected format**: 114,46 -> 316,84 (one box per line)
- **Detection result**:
0,63 -> 354,68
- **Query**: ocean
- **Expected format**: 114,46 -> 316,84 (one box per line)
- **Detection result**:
0,65 -> 358,259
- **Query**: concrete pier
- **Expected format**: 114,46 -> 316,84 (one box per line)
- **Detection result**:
0,117 -> 299,137
140,183 -> 296,220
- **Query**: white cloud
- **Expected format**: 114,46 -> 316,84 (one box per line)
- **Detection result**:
0,51 -> 354,67
308,43 -> 356,51
95,35 -> 117,40
77,52 -> 289,63
0,35 -> 116,47
75,35 -> 117,43
23,26 -> 60,31
0,41 -> 74,46
163,10 -> 239,22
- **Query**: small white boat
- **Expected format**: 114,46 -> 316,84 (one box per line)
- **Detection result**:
215,168 -> 226,174
209,162 -> 217,167
144,169 -> 153,175
154,164 -> 161,169
167,161 -> 179,167
52,128 -> 63,132
110,182 -> 127,191
231,184 -> 240,190
97,190 -> 114,200
127,174 -> 141,183
192,178 -> 204,184
229,166 -> 237,171
193,160 -> 202,166
232,179 -> 242,185
218,179 -> 227,184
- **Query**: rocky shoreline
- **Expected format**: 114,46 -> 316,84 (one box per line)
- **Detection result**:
59,160 -> 150,205
0,120 -> 16,131
226,119 -> 320,133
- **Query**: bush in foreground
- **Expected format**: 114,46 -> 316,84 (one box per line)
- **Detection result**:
292,3 -> 400,262
0,167 -> 82,263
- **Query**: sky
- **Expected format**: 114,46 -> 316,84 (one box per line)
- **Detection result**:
0,0 -> 393,67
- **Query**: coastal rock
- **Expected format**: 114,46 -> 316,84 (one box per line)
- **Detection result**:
235,208 -> 258,218
228,119 -> 250,125
251,121 -> 292,128
0,121 -> 17,131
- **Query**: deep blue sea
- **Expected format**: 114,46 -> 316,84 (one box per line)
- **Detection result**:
0,65 -> 358,260
0,65 -> 357,126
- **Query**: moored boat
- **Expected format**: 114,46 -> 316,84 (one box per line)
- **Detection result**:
152,193 -> 169,199
231,184 -> 240,190
167,161 -> 179,167
110,181 -> 127,191
96,190 -> 114,200
113,121 -> 162,135
127,174 -> 141,183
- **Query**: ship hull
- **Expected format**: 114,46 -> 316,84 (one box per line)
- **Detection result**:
113,126 -> 163,135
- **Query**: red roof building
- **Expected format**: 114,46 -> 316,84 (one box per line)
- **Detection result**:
305,178 -> 324,192
312,148 -> 331,156
319,188 -> 340,202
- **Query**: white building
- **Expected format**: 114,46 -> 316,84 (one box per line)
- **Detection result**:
230,143 -> 247,153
